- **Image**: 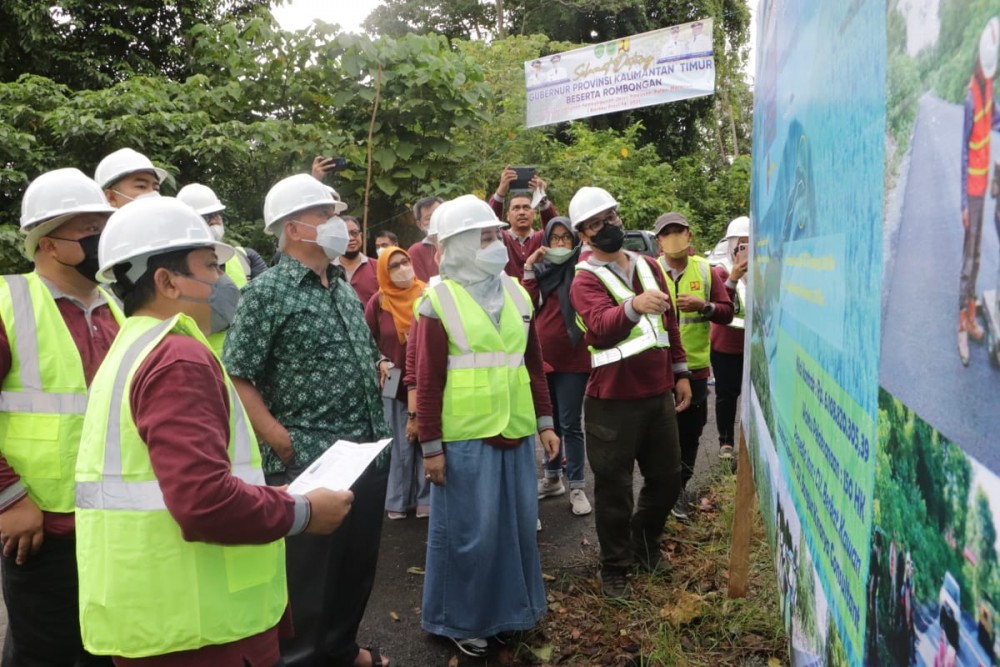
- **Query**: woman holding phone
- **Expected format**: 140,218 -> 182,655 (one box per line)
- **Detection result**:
710,216 -> 750,461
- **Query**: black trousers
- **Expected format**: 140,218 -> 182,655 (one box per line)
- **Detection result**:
676,377 -> 709,488
266,464 -> 389,667
584,393 -> 682,570
711,349 -> 744,447
1,535 -> 112,667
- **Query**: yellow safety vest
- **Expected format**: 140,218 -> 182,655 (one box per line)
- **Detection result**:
659,255 -> 712,370
0,273 -> 123,512
575,258 -> 671,368
207,247 -> 250,356
729,279 -> 746,330
75,314 -> 286,658
424,275 -> 536,441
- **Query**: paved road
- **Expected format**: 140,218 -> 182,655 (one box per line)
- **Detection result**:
0,394 -> 732,665
910,600 -> 992,667
880,92 -> 1000,470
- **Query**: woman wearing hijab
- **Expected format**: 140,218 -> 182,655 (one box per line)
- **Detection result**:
522,216 -> 593,516
365,246 -> 428,520
413,195 -> 559,658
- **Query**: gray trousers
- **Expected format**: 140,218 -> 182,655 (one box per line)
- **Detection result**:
960,195 -> 985,309
384,397 -> 430,513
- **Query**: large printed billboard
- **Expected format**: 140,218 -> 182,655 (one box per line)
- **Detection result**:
748,1 -> 1000,665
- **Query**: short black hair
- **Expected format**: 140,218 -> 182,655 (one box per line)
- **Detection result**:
342,215 -> 360,227
375,230 -> 398,244
412,196 -> 443,220
112,248 -> 195,316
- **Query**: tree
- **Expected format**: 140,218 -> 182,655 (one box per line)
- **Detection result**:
0,0 -> 270,90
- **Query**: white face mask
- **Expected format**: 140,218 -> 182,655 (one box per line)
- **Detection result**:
376,246 -> 388,257
390,264 -> 415,288
297,216 -> 349,259
209,224 -> 225,242
112,189 -> 160,205
474,240 -> 508,276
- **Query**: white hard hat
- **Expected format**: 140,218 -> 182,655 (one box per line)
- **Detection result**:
427,199 -> 448,239
176,183 -> 226,216
97,196 -> 234,284
981,17 -> 999,79
262,174 -> 345,235
568,187 -> 618,230
20,168 -> 116,260
435,195 -> 508,243
94,148 -> 171,189
725,216 -> 750,239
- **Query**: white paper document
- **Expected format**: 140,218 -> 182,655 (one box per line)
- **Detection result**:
287,438 -> 392,495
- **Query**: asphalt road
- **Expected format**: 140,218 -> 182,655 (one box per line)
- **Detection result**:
910,600 -> 993,667
0,394 -> 732,665
880,92 -> 1000,470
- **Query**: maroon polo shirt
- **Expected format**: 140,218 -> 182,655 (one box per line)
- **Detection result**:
364,292 -> 410,402
522,274 -> 590,374
337,256 -> 379,307
661,259 -> 734,378
0,281 -> 119,536
710,265 -> 746,355
569,253 -> 688,400
407,240 -> 438,283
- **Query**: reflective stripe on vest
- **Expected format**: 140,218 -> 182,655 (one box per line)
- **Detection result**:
575,259 -> 671,368
660,255 -> 712,369
426,276 -> 536,441
729,279 -> 746,329
968,76 -> 994,196
75,319 -> 262,511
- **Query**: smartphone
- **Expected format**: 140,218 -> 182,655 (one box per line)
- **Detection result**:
736,243 -> 748,254
321,156 -> 348,173
510,166 -> 536,191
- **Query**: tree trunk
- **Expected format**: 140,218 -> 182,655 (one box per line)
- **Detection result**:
495,0 -> 506,39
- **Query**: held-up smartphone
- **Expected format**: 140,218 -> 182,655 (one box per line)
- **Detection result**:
511,166 -> 536,191
320,156 -> 348,173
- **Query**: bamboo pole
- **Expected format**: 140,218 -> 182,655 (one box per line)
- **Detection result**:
362,65 -> 383,245
728,425 -> 756,598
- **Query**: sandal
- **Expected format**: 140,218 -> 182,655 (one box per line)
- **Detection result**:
359,645 -> 390,667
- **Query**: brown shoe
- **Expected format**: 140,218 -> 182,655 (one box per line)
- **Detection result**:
967,298 -> 985,342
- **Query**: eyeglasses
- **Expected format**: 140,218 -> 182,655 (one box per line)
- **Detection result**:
582,209 -> 619,234
550,232 -> 574,243
347,229 -> 362,238
388,257 -> 411,271
203,213 -> 222,223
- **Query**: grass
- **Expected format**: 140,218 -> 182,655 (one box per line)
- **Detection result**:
493,469 -> 789,666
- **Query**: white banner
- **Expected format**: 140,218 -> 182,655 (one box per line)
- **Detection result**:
524,19 -> 716,128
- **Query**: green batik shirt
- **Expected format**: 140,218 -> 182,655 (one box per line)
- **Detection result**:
222,254 -> 391,475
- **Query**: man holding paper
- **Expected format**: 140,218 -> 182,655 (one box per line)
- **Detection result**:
224,174 -> 392,667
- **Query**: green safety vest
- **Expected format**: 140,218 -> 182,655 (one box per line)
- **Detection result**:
424,275 -> 536,441
75,313 -> 286,658
729,279 -> 745,330
0,273 -> 123,512
207,247 -> 250,356
658,255 -> 712,370
574,258 -> 671,368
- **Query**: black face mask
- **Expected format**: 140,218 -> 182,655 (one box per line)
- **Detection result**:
51,233 -> 102,283
589,223 -> 624,253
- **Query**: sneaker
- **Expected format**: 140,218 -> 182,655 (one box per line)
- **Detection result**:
537,518 -> 542,532
415,505 -> 430,519
537,477 -> 566,499
387,511 -> 406,520
450,636 -> 488,658
598,567 -> 631,599
670,488 -> 692,521
719,445 -> 734,460
569,488 -> 592,516
635,548 -> 672,575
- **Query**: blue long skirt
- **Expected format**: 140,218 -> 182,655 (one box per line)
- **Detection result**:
421,436 -> 547,639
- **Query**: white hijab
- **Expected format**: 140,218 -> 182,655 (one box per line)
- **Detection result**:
439,228 -> 505,324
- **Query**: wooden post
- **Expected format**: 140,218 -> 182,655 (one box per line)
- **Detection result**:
728,426 -> 756,598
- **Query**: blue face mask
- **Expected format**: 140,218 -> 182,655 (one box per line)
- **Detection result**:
474,240 -> 508,276
545,246 -> 575,264
176,273 -> 241,334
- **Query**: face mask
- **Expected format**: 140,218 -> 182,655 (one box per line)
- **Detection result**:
376,246 -> 388,257
51,233 -> 102,283
545,246 -> 575,264
175,272 -> 241,334
209,224 -> 225,241
112,190 -> 160,205
475,240 -> 508,276
660,234 -> 690,258
589,223 -> 624,253
299,217 -> 349,260
390,264 -> 415,288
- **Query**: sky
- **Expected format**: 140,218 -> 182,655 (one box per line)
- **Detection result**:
271,0 -> 379,32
